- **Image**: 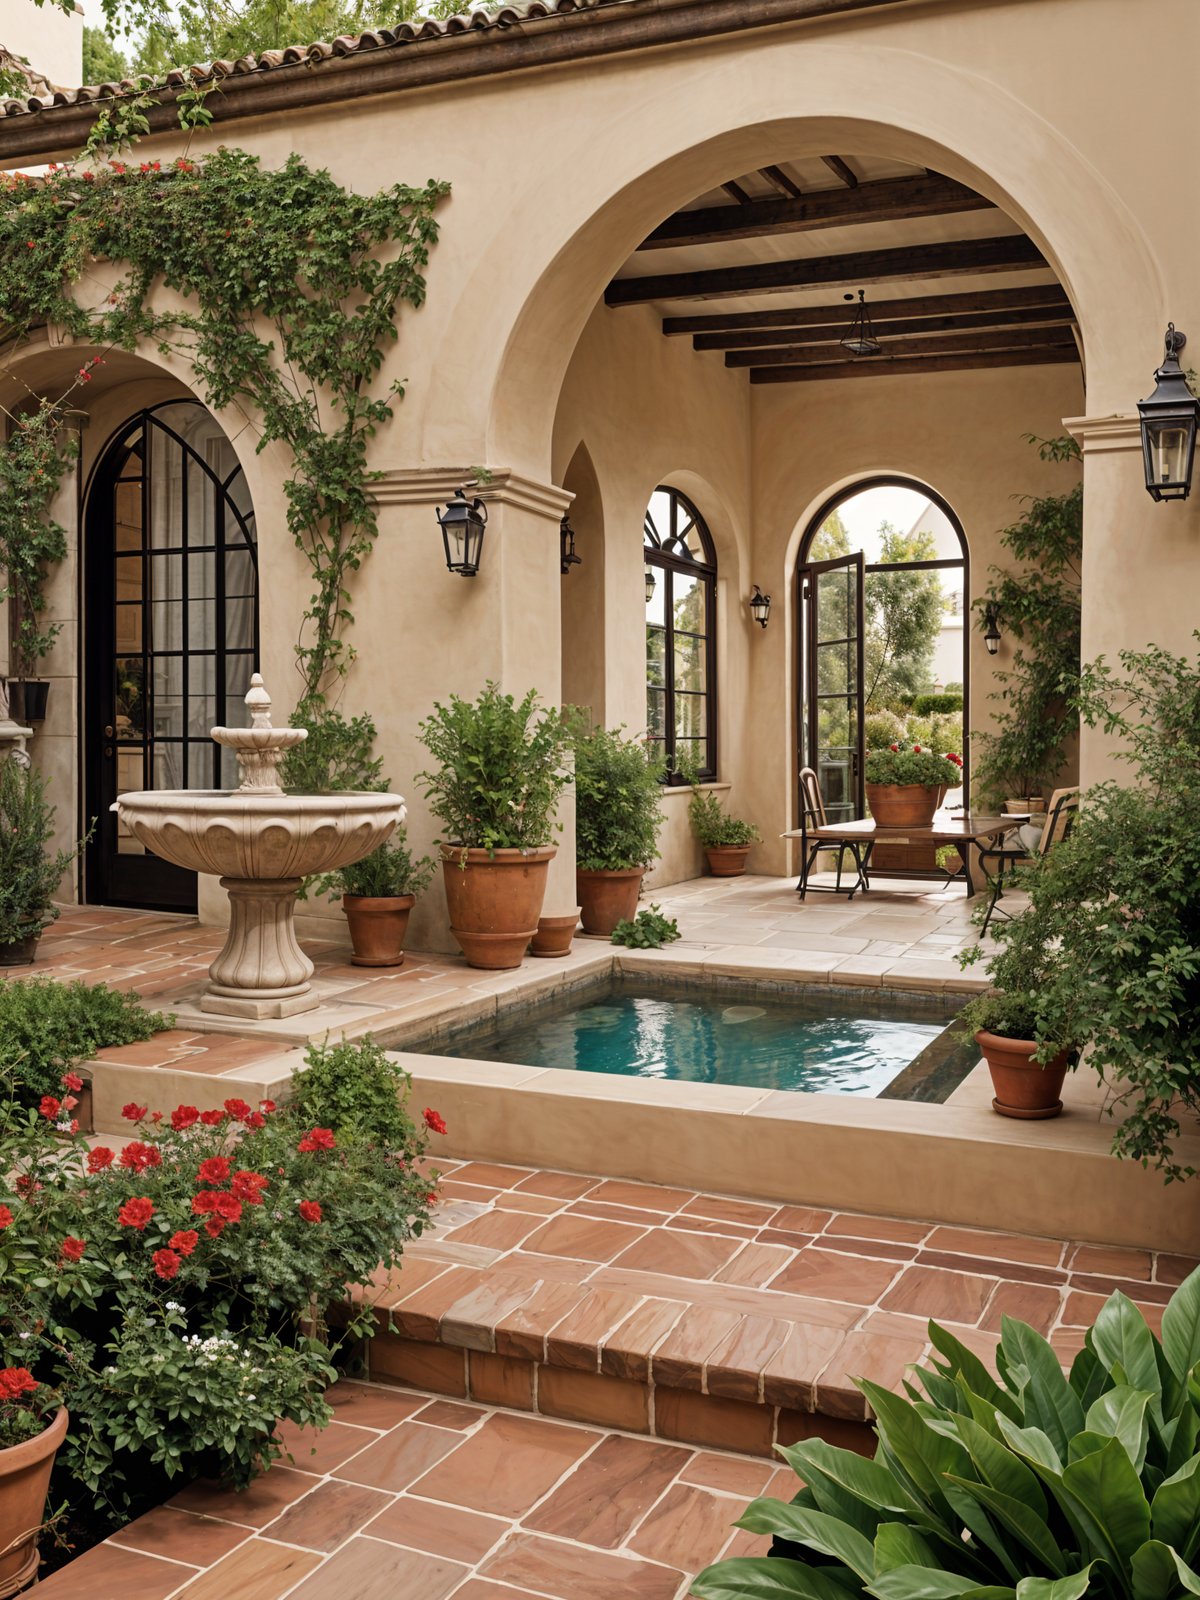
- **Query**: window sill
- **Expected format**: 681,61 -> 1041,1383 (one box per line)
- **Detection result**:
659,781 -> 731,799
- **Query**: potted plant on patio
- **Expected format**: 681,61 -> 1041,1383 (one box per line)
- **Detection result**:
0,1367 -> 66,1596
419,683 -> 571,969
864,743 -> 963,828
0,759 -> 89,966
327,830 -> 436,968
676,750 -> 760,876
570,718 -> 664,935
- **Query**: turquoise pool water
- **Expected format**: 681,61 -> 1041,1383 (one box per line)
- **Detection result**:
423,983 -> 963,1098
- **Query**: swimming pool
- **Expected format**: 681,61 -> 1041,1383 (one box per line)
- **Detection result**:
412,977 -> 974,1100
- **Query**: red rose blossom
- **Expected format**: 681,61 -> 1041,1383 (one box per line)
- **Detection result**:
171,1105 -> 200,1131
169,1230 -> 199,1256
231,1170 -> 268,1204
87,1147 -> 114,1173
0,1368 -> 38,1399
152,1248 -> 180,1280
38,1095 -> 61,1120
0,1205 -> 12,1230
244,1111 -> 265,1131
888,743 -> 899,753
61,1072 -> 84,1092
121,1103 -> 148,1123
119,1141 -> 161,1172
197,1157 -> 230,1185
198,1110 -> 224,1126
118,1197 -> 154,1230
297,1200 -> 322,1223
912,744 -> 922,753
204,1217 -> 224,1239
259,1100 -> 276,1113
422,1108 -> 448,1136
214,1194 -> 243,1223
297,1128 -> 336,1153
191,1191 -> 219,1215
223,1098 -> 253,1121
60,1237 -> 86,1263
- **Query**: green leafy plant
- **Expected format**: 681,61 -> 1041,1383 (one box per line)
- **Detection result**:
962,638 -> 1200,1181
675,747 -> 760,850
694,1266 -> 1200,1600
864,709 -> 908,752
0,762 -> 92,949
0,977 -> 173,1106
0,1364 -> 60,1449
973,435 -> 1083,804
571,717 -> 665,871
610,906 -> 680,949
913,691 -> 964,717
288,1034 -> 438,1151
419,683 -> 571,856
317,831 -> 435,901
865,746 -> 963,787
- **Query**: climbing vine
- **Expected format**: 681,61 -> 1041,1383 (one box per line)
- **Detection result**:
0,142 -> 447,779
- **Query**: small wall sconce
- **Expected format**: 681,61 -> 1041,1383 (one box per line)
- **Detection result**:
1138,324 -> 1200,501
437,487 -> 488,576
748,586 -> 771,628
983,601 -> 1002,656
644,567 -> 657,604
559,514 -> 581,575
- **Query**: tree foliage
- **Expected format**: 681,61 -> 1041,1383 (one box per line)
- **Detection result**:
82,24 -> 130,83
864,526 -> 944,706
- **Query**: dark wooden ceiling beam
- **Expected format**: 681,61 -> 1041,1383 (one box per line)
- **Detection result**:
640,173 -> 991,251
727,326 -> 1076,368
722,180 -> 753,205
749,347 -> 1080,383
607,235 -> 1046,306
759,164 -> 803,199
694,303 -> 1075,351
663,283 -> 1071,335
822,155 -> 858,188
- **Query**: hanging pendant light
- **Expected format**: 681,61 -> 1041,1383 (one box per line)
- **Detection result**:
840,290 -> 882,357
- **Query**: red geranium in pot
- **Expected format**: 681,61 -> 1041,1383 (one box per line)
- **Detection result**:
865,744 -> 964,829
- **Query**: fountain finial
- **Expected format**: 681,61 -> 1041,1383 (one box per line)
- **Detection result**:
211,673 -> 307,795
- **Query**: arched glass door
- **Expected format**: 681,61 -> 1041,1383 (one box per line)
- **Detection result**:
84,402 -> 259,911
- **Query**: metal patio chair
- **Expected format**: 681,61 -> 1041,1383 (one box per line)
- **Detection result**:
796,766 -> 868,899
977,784 -> 1079,934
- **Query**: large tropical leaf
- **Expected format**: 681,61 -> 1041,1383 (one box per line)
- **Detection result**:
996,1414 -> 1065,1471
946,1475 -> 1070,1576
1081,1386 -> 1153,1473
867,1565 -> 1014,1600
1092,1293 -> 1162,1407
999,1317 -> 1085,1458
1014,1567 -> 1094,1600
1160,1266 -> 1200,1385
1069,1345 -> 1113,1413
927,1321 -> 1015,1416
957,1412 -> 1048,1515
1150,1455 -> 1200,1562
1029,1435 -> 1152,1578
1130,1540 -> 1200,1600
781,1441 -> 915,1534
873,1523 -> 942,1574
737,1502 -> 876,1583
691,1556 -> 867,1600
860,1381 -> 971,1518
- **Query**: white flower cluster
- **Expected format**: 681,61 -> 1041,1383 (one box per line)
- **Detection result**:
181,1333 -> 250,1365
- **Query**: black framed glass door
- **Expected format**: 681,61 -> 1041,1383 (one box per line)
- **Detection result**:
800,552 -> 865,823
84,402 -> 259,911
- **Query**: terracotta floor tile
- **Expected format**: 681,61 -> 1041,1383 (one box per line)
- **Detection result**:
165,1537 -> 320,1600
1068,1242 -> 1153,1281
667,1214 -> 759,1241
521,1213 -> 647,1263
915,1248 -> 1065,1288
681,1452 -> 775,1497
369,1336 -> 467,1396
821,1235 -> 918,1264
980,1280 -> 1064,1336
768,1248 -> 902,1306
480,1531 -> 683,1600
364,1496 -> 508,1563
629,1481 -> 744,1574
654,1386 -> 775,1457
437,1180 -> 502,1203
391,1266 -> 489,1341
33,1541 -> 194,1600
326,1381 -> 428,1431
275,1418 -> 378,1475
721,1524 -> 773,1561
494,1190 -> 565,1215
525,1434 -> 690,1547
494,1281 -> 592,1362
451,1162 -> 535,1189
1156,1253 -> 1200,1286
585,1179 -> 692,1212
450,1584 -> 535,1600
1069,1273 -> 1173,1305
415,1399 -> 487,1430
514,1170 -> 597,1200
612,1228 -> 742,1282
761,1321 -> 848,1411
826,1213 -> 930,1245
681,1195 -> 777,1229
1060,1289 -> 1106,1327
537,1365 -> 651,1432
285,1535 -> 468,1600
546,1288 -> 646,1370
440,1275 -> 542,1353
601,1298 -> 688,1383
925,1225 -> 1064,1268
110,1506 -> 249,1566
335,1420 -> 463,1490
769,1205 -> 834,1234
651,1304 -> 743,1392
168,1466 -> 315,1527
817,1329 -> 928,1419
705,1314 -> 792,1403
409,1411 -> 599,1516
880,1264 -> 996,1325
716,1242 -> 795,1288
265,1479 -> 393,1552
444,1208 -> 543,1251
571,1199 -> 674,1228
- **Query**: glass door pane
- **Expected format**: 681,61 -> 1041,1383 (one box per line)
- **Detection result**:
803,553 -> 864,823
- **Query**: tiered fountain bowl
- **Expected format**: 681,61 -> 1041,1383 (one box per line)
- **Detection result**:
113,676 -> 404,1018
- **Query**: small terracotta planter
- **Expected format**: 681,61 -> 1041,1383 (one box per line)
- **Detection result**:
705,845 -> 752,877
0,933 -> 38,968
530,912 -> 579,959
343,894 -> 415,968
976,1029 -> 1072,1120
441,846 -> 555,969
576,867 -> 644,936
866,783 -> 940,828
0,1407 -> 68,1598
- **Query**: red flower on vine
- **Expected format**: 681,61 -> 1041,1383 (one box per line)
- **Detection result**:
61,1072 -> 83,1092
423,1108 -> 447,1135
60,1237 -> 86,1263
297,1200 -> 322,1224
118,1197 -> 154,1230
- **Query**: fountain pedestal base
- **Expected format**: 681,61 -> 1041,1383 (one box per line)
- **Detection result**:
201,876 -> 320,1019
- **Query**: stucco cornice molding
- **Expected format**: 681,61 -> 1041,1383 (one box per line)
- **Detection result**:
1063,413 -> 1141,454
373,466 -> 573,520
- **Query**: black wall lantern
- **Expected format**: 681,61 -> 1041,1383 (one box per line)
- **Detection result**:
982,601 -> 1002,657
748,585 -> 771,628
1138,324 -> 1200,501
559,514 -> 582,575
644,567 -> 657,604
438,487 -> 488,576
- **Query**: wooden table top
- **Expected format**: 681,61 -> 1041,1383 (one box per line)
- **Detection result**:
782,813 -> 1021,845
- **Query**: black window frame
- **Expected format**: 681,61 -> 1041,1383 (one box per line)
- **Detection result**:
644,484 -> 717,783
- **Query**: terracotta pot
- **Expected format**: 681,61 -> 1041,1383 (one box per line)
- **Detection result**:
705,845 -> 751,877
976,1029 -> 1072,1120
530,912 -> 580,959
440,846 -> 555,969
865,783 -> 940,828
575,867 -> 644,936
0,934 -> 38,968
343,894 -> 414,968
0,1407 -> 67,1598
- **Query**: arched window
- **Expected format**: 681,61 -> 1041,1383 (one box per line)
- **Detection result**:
644,485 -> 716,780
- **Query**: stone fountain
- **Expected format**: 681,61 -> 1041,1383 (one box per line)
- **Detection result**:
114,676 -> 404,1018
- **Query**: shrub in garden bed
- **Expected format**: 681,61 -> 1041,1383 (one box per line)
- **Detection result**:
0,1036 -> 446,1556
0,977 -> 173,1107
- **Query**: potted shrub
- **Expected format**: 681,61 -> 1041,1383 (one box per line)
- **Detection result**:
0,1369 -> 66,1595
677,754 -> 760,876
864,743 -> 963,828
418,684 -> 571,969
325,831 -> 435,968
0,759 -> 88,966
571,720 -> 664,935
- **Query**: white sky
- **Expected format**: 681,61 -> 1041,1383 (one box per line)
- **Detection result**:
832,485 -> 962,564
